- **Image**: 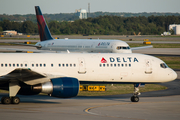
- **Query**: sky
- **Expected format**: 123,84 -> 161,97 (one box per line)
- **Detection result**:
0,0 -> 180,15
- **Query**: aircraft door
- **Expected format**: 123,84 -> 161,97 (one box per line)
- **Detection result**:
78,58 -> 86,74
145,59 -> 152,74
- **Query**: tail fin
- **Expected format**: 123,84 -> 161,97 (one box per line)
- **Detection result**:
35,6 -> 53,41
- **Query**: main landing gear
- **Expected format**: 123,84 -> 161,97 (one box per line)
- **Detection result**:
131,84 -> 141,102
1,96 -> 20,104
1,81 -> 21,104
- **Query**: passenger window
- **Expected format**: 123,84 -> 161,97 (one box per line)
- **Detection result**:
40,64 -> 42,67
21,64 -> 23,67
125,64 -> 127,67
111,64 -> 113,67
62,64 -> 65,67
114,64 -> 116,67
103,64 -> 105,67
51,64 -> 53,67
118,64 -> 120,67
59,64 -> 61,67
5,64 -> 7,67
122,64 -> 124,67
70,64 -> 72,67
17,64 -> 19,67
9,64 -> 11,67
129,64 -> 131,67
44,64 -> 46,67
32,64 -> 34,67
107,64 -> 109,67
36,64 -> 38,67
1,64 -> 3,67
66,64 -> 68,67
100,64 -> 102,67
25,64 -> 27,67
13,64 -> 15,67
74,64 -> 76,67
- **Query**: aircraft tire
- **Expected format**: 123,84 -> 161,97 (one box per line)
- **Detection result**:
11,97 -> 20,104
131,96 -> 139,102
1,97 -> 11,104
1,96 -> 6,104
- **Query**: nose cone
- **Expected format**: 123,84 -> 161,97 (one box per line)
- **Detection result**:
172,71 -> 178,80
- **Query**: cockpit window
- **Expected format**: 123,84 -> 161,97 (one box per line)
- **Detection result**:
160,63 -> 168,68
116,46 -> 130,50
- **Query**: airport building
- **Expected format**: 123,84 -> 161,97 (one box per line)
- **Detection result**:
3,30 -> 17,35
169,24 -> 180,35
75,9 -> 87,19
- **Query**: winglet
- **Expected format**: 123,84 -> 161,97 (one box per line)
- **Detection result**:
35,6 -> 53,41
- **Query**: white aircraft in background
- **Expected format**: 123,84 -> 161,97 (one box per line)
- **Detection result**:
0,52 -> 177,104
1,6 -> 152,53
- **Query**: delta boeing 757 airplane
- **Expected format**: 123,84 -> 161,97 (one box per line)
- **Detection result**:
0,52 -> 177,104
2,6 -> 152,53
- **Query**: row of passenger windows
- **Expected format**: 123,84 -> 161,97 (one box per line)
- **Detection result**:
1,63 -> 131,68
100,63 -> 131,67
1,63 -> 76,67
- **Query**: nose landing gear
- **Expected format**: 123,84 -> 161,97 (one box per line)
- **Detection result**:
131,84 -> 141,102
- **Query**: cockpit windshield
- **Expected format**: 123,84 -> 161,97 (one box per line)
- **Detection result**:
160,63 -> 168,68
116,46 -> 130,50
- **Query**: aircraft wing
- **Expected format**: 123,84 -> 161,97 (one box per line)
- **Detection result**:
0,47 -> 88,53
0,47 -> 57,53
0,68 -> 47,84
131,45 -> 153,50
0,68 -> 68,85
6,42 -> 39,47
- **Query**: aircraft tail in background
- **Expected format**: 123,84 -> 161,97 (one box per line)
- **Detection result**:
35,6 -> 53,41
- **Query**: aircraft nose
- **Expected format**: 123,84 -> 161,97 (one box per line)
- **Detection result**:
172,71 -> 177,80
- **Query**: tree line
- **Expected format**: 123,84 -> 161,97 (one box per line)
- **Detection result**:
1,12 -> 180,22
0,15 -> 180,35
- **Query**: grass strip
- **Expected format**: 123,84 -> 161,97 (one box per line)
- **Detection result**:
78,84 -> 166,96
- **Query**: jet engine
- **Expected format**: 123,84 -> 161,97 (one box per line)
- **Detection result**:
18,77 -> 79,98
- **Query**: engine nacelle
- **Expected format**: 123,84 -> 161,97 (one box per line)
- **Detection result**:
32,77 -> 79,98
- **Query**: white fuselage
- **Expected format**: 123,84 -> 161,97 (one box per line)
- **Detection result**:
35,39 -> 132,53
0,53 -> 177,83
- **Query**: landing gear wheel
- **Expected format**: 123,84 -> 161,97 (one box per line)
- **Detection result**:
1,97 -> 11,104
11,97 -> 20,104
131,96 -> 139,102
1,97 -> 6,104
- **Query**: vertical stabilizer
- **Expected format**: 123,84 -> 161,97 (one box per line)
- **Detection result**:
35,6 -> 53,41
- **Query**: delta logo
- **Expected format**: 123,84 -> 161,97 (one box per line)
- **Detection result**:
101,57 -> 107,63
98,42 -> 110,46
100,57 -> 139,63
